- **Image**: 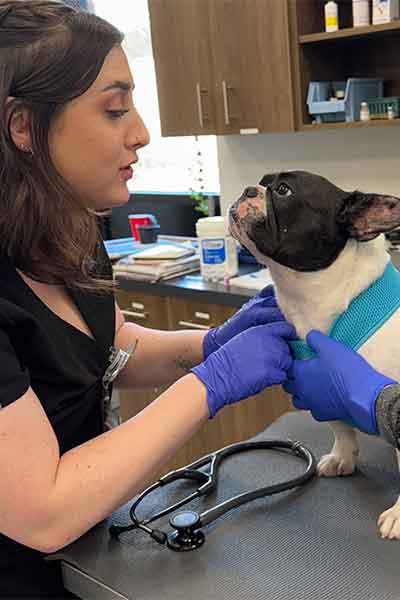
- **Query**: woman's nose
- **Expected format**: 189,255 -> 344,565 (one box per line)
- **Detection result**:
128,110 -> 150,150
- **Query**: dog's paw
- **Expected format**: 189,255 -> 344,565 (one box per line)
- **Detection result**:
378,498 -> 400,540
317,452 -> 357,477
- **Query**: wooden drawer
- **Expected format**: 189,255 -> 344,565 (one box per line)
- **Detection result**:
116,289 -> 169,330
167,297 -> 237,330
120,384 -> 292,480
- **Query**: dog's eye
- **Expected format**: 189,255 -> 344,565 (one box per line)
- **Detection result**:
276,183 -> 292,197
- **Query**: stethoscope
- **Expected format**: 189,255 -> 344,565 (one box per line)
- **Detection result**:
109,439 -> 317,552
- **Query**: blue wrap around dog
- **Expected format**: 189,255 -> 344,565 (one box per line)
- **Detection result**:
290,261 -> 400,360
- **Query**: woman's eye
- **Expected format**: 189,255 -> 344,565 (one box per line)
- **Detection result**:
276,182 -> 292,197
107,109 -> 130,120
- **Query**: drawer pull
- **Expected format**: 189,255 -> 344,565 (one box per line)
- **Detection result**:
194,311 -> 210,321
178,320 -> 210,330
131,302 -> 145,310
121,309 -> 148,320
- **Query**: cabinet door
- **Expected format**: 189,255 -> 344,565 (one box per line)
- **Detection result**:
167,296 -> 237,331
210,0 -> 295,134
148,0 -> 217,136
116,289 -> 169,330
116,290 -> 171,425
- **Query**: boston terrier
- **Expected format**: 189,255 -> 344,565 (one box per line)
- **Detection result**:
229,170 -> 400,539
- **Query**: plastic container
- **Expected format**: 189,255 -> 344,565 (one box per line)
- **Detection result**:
196,216 -> 238,282
307,78 -> 384,123
137,224 -> 160,244
352,0 -> 370,26
367,96 -> 400,119
324,1 -> 339,32
128,214 -> 158,241
372,0 -> 399,24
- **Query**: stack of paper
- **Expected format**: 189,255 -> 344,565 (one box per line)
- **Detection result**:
113,243 -> 200,282
228,268 -> 274,290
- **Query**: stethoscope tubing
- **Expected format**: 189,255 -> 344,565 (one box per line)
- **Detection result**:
109,439 -> 317,541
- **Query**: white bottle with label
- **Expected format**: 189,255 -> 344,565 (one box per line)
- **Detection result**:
353,0 -> 370,26
360,101 -> 370,121
196,216 -> 238,282
324,1 -> 339,32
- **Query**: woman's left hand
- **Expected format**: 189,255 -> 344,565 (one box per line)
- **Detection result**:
203,285 -> 286,359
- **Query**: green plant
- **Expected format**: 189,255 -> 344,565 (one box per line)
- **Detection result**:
189,136 -> 209,217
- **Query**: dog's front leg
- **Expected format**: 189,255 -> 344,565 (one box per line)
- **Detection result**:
318,421 -> 359,477
377,449 -> 400,539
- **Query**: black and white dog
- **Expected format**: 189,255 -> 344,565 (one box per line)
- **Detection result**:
229,170 -> 400,539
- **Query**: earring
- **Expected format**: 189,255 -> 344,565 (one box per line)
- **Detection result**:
19,144 -> 34,157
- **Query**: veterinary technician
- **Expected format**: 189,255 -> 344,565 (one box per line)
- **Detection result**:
284,330 -> 400,449
0,2 -> 297,597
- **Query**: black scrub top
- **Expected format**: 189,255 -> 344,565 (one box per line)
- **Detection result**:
0,248 -> 115,599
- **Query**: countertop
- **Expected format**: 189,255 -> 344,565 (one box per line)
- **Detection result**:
115,250 -> 400,308
50,412 -> 400,600
115,263 -> 260,307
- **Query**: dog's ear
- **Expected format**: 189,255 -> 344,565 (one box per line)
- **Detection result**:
337,191 -> 400,241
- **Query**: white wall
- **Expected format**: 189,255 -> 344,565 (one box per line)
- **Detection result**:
217,127 -> 400,215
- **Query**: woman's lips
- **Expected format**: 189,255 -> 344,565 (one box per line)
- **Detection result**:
119,166 -> 133,181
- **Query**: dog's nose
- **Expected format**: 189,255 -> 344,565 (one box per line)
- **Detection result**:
244,186 -> 258,198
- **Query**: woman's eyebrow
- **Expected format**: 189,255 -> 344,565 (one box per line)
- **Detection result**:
101,80 -> 134,93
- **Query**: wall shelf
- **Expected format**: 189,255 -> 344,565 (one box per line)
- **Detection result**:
301,119 -> 400,132
299,21 -> 400,44
291,1 -> 400,129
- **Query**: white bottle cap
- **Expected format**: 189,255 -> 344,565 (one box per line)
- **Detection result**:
196,216 -> 229,237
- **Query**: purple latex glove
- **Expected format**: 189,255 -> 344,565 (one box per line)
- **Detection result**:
203,285 -> 285,360
284,330 -> 396,435
192,321 -> 296,418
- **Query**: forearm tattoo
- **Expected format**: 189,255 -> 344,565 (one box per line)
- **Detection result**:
173,354 -> 196,373
375,384 -> 400,449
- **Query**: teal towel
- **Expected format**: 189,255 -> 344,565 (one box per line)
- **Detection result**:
289,262 -> 400,360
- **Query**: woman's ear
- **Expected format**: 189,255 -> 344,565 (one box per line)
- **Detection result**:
5,97 -> 32,151
337,190 -> 400,241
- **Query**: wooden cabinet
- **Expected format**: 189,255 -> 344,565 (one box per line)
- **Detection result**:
167,296 -> 236,331
290,0 -> 400,131
116,289 -> 171,424
147,0 -> 217,136
116,289 -> 169,329
116,288 -> 292,477
148,0 -> 295,136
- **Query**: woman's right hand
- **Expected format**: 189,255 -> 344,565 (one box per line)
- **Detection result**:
191,322 -> 296,417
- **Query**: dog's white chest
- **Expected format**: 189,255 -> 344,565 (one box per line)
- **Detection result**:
357,309 -> 400,381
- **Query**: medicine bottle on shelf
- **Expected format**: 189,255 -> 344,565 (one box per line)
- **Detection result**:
196,217 -> 238,282
324,1 -> 339,32
360,102 -> 370,121
352,0 -> 370,27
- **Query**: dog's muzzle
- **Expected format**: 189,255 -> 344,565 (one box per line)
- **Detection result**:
229,185 -> 266,229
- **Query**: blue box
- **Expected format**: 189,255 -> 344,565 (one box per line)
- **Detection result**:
307,78 -> 384,123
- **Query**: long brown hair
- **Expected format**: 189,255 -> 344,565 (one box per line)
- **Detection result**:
0,0 -> 124,290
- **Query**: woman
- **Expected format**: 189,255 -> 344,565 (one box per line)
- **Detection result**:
0,1 -> 295,597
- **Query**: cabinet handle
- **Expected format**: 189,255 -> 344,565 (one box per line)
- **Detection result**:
131,302 -> 145,311
222,80 -> 234,126
196,83 -> 209,128
121,309 -> 148,320
194,311 -> 211,321
178,320 -> 210,330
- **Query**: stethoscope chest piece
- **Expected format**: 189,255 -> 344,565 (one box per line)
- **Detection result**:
167,511 -> 205,552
